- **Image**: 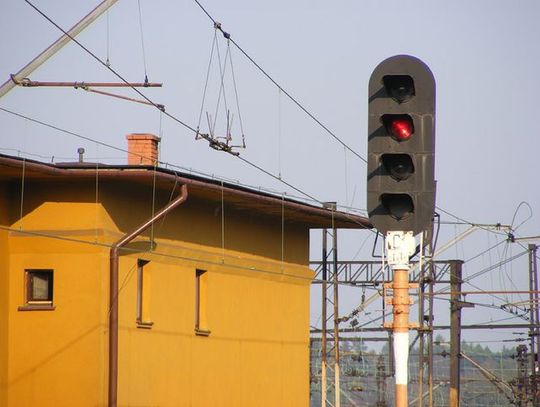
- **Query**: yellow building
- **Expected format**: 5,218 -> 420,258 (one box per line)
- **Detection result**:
0,135 -> 369,407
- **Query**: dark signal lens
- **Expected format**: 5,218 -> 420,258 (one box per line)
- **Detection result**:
383,75 -> 415,104
381,194 -> 414,220
381,154 -> 414,181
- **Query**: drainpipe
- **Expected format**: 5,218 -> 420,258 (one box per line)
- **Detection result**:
108,184 -> 188,407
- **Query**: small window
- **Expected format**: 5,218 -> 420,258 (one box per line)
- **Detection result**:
27,270 -> 53,302
136,259 -> 153,328
19,269 -> 55,311
195,269 -> 210,336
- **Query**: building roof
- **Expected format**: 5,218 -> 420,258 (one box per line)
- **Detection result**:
0,153 -> 371,229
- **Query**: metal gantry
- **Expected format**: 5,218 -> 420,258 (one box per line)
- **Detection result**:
320,225 -> 341,407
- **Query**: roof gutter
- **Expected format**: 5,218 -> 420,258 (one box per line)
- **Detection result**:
0,154 -> 371,229
108,184 -> 188,407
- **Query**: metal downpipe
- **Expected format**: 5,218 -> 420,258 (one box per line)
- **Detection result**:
108,184 -> 188,407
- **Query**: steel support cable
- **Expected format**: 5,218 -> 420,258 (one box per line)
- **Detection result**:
2,224 -> 380,290
354,302 -> 527,332
510,201 -> 533,233
0,107 -> 330,212
432,295 -> 515,313
24,0 -> 197,134
228,40 -> 246,144
348,251 -> 530,330
136,0 -> 148,81
192,0 -> 367,164
435,206 -> 509,237
1,105 -> 371,238
192,1 -> 522,241
197,31 -> 218,132
105,8 -> 111,66
463,280 -> 513,308
463,238 -> 507,264
211,34 -> 230,136
433,285 -> 530,322
25,0 -> 511,240
499,242 -> 522,304
436,250 -> 529,294
0,224 -> 313,282
22,1 -> 373,233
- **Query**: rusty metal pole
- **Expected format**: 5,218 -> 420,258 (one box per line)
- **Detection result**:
333,227 -> 341,407
427,259 -> 435,407
377,354 -> 388,407
417,258 -> 426,407
385,231 -> 416,407
321,229 -> 328,407
418,228 -> 432,407
529,244 -> 539,405
449,260 -> 464,407
392,267 -> 411,407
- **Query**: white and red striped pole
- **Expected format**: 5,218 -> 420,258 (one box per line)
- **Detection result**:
384,231 -> 417,407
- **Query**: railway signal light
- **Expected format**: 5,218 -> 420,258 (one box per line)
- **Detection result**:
367,55 -> 436,235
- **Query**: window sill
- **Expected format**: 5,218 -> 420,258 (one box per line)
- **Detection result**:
136,320 -> 154,329
195,328 -> 211,337
18,304 -> 56,311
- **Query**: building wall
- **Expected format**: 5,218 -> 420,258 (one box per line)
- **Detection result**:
2,179 -> 313,406
0,182 -> 10,407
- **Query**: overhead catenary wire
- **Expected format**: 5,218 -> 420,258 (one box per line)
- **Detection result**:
0,105 -> 371,236
212,31 -> 230,137
136,0 -> 148,82
3,112 -> 529,304
23,0 -> 513,241
228,41 -> 246,145
12,6 -> 538,366
192,0 -> 368,165
0,106 -> 340,213
21,0 -> 373,232
23,0 -> 196,134
197,31 -> 218,133
191,0 -> 523,239
105,7 -> 111,66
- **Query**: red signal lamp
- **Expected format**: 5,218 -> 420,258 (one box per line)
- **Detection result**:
382,114 -> 414,142
390,119 -> 413,141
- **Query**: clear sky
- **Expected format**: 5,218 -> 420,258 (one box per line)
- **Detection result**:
1,0 -> 539,346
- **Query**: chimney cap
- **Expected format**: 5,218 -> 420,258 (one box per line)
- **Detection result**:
126,133 -> 161,142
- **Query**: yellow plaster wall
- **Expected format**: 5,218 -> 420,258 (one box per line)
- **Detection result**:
0,183 -> 10,406
7,240 -> 107,406
116,253 -> 311,406
2,179 -> 313,406
97,182 -> 310,265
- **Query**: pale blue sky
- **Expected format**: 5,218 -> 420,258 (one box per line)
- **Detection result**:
1,0 -> 539,344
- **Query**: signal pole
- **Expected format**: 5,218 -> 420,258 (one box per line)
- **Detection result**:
384,232 -> 417,407
367,54 -> 436,407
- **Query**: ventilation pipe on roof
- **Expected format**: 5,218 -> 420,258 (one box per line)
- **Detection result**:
108,183 -> 188,407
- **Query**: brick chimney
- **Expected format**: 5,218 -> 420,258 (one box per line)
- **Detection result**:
126,133 -> 160,165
